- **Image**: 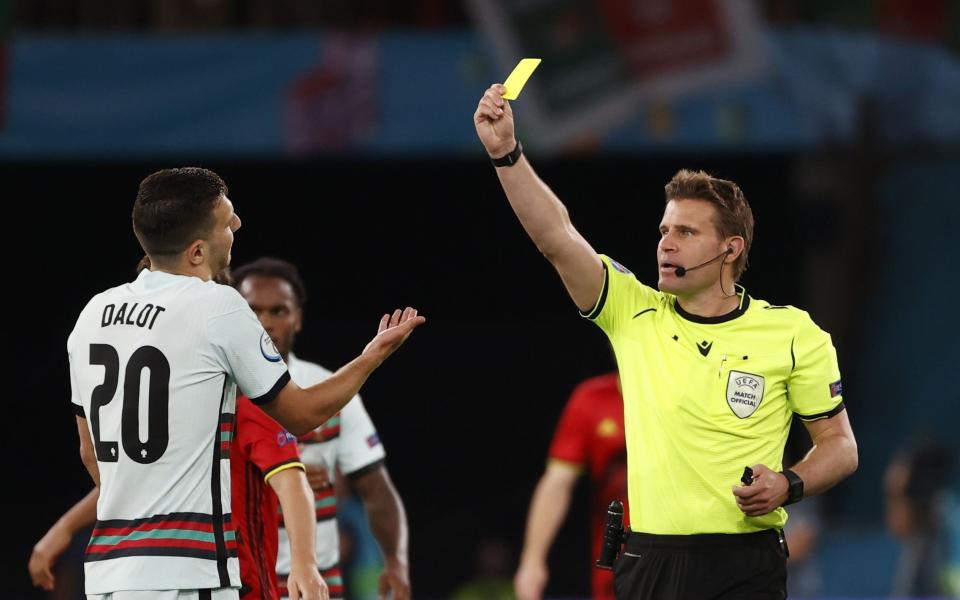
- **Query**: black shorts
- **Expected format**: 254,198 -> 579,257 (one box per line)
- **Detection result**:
613,529 -> 788,600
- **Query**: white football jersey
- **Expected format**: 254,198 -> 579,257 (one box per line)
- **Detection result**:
275,354 -> 385,586
68,269 -> 290,594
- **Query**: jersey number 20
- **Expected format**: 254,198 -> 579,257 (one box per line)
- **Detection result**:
89,344 -> 170,464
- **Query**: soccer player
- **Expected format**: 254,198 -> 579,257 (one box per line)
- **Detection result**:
67,167 -> 423,599
232,257 -> 410,600
31,260 -> 328,600
515,373 -> 626,600
474,85 -> 858,599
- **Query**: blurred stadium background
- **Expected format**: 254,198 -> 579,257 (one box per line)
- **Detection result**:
5,0 -> 959,598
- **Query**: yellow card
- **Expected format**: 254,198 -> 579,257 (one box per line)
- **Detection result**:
502,58 -> 541,100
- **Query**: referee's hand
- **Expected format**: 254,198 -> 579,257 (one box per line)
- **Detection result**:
474,84 -> 517,159
732,464 -> 790,516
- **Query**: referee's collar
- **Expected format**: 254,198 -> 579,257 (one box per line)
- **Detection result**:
674,285 -> 750,324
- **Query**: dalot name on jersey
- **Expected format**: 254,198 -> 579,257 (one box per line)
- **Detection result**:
101,302 -> 166,330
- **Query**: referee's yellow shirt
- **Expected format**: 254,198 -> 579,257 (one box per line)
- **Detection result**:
582,255 -> 845,534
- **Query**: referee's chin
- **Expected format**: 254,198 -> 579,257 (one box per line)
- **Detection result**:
657,274 -> 682,294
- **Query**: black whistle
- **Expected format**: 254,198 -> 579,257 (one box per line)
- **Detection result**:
741,466 -> 754,486
595,500 -> 625,570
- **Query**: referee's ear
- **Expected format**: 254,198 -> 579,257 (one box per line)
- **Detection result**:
723,237 -> 745,263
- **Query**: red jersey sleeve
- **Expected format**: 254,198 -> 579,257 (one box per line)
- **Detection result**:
547,384 -> 592,468
235,396 -> 303,480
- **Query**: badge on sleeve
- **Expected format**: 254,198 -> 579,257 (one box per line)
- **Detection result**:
260,331 -> 282,362
829,379 -> 843,398
726,370 -> 765,418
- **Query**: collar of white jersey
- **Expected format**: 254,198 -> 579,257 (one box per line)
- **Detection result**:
131,267 -> 200,291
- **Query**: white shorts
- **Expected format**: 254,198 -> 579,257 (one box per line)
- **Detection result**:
88,589 -> 238,600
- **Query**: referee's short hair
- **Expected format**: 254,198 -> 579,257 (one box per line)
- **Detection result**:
665,170 -> 755,280
231,257 -> 308,308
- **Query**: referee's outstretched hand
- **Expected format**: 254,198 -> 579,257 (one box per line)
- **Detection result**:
474,84 -> 517,160
732,464 -> 790,517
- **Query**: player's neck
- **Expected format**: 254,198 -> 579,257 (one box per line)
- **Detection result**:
148,258 -> 214,282
675,284 -> 740,318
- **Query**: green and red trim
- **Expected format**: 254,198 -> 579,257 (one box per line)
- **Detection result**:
86,512 -> 237,562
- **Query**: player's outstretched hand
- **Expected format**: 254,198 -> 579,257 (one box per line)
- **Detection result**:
474,84 -> 517,159
287,562 -> 329,600
29,525 -> 72,591
732,464 -> 790,516
363,308 -> 425,365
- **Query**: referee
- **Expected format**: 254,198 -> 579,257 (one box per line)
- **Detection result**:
473,85 -> 858,599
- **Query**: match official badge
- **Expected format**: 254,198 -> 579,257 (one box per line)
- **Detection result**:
726,370 -> 765,419
260,331 -> 282,362
610,260 -> 632,274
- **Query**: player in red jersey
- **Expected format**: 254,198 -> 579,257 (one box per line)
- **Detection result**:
232,395 -> 328,600
515,373 -> 627,600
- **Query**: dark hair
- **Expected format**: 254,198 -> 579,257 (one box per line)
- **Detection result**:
664,169 -> 755,280
132,167 -> 228,258
232,257 -> 308,307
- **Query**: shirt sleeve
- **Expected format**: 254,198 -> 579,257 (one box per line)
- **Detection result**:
235,397 -> 303,481
547,386 -> 591,471
207,293 -> 290,406
67,330 -> 85,418
580,254 -> 661,336
787,311 -> 845,420
337,395 -> 387,478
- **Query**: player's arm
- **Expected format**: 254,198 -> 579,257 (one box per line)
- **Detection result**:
352,465 -> 410,600
29,486 -> 98,591
77,416 -> 100,486
515,462 -> 581,600
474,84 -> 604,312
734,411 -> 858,516
268,467 -> 328,600
260,308 -> 425,436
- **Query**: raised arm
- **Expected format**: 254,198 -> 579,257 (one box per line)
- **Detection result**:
474,84 -> 604,311
261,308 -> 424,435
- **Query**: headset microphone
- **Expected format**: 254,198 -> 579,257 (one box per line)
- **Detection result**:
675,247 -> 732,278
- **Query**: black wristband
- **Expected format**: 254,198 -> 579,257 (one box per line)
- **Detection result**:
491,140 -> 523,167
781,469 -> 804,506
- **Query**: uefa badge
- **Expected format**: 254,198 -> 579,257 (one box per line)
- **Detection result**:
726,370 -> 765,418
260,331 -> 282,362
